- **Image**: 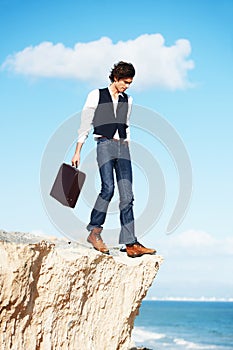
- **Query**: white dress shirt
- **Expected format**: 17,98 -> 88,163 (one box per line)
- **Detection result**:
77,87 -> 133,143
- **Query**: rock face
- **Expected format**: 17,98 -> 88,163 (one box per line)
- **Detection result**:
0,231 -> 163,350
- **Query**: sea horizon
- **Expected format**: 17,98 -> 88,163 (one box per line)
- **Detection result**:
146,297 -> 233,302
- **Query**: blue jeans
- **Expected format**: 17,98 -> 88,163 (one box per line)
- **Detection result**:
87,138 -> 137,244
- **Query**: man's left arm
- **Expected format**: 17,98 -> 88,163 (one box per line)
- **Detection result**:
125,95 -> 133,142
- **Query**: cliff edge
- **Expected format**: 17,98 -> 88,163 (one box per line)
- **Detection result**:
0,230 -> 163,350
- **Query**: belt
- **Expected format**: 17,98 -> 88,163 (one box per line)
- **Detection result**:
98,136 -> 120,142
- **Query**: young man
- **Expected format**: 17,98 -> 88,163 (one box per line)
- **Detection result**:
72,61 -> 156,258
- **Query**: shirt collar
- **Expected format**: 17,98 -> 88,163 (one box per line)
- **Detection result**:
108,86 -> 124,99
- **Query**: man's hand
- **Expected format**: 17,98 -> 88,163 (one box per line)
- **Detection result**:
71,153 -> 80,168
72,142 -> 83,168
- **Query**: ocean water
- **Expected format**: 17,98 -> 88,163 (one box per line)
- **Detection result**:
132,301 -> 233,350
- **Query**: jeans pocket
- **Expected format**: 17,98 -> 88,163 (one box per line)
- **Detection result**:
97,138 -> 110,144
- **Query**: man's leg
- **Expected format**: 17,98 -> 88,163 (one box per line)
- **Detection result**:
116,142 -> 157,257
87,159 -> 115,230
87,139 -> 114,254
115,143 -> 137,244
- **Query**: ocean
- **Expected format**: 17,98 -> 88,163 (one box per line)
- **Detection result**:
132,301 -> 233,350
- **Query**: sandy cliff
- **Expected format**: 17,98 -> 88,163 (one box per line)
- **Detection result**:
0,231 -> 163,350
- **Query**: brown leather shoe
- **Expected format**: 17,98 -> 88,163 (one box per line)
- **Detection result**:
87,227 -> 109,255
126,242 -> 156,258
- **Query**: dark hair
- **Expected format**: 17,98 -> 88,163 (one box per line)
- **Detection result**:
109,61 -> 135,82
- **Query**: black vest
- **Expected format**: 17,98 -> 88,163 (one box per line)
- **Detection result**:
93,88 -> 128,139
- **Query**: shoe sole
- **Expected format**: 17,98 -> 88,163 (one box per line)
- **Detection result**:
94,247 -> 110,255
127,254 -> 143,258
127,251 -> 156,258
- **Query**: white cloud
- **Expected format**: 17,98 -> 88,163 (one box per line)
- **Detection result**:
157,229 -> 233,257
1,34 -> 194,90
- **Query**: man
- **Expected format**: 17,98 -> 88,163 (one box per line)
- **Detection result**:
72,61 -> 156,258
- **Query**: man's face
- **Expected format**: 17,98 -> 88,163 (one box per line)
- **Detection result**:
114,77 -> 133,93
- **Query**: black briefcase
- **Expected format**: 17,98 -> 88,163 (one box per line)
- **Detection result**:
50,163 -> 86,208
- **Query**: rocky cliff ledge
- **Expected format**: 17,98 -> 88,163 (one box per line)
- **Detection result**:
0,230 -> 163,350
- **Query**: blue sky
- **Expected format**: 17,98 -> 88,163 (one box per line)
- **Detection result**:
0,0 -> 233,298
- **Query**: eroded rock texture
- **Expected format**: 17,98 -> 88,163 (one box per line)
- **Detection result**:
0,231 -> 162,350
